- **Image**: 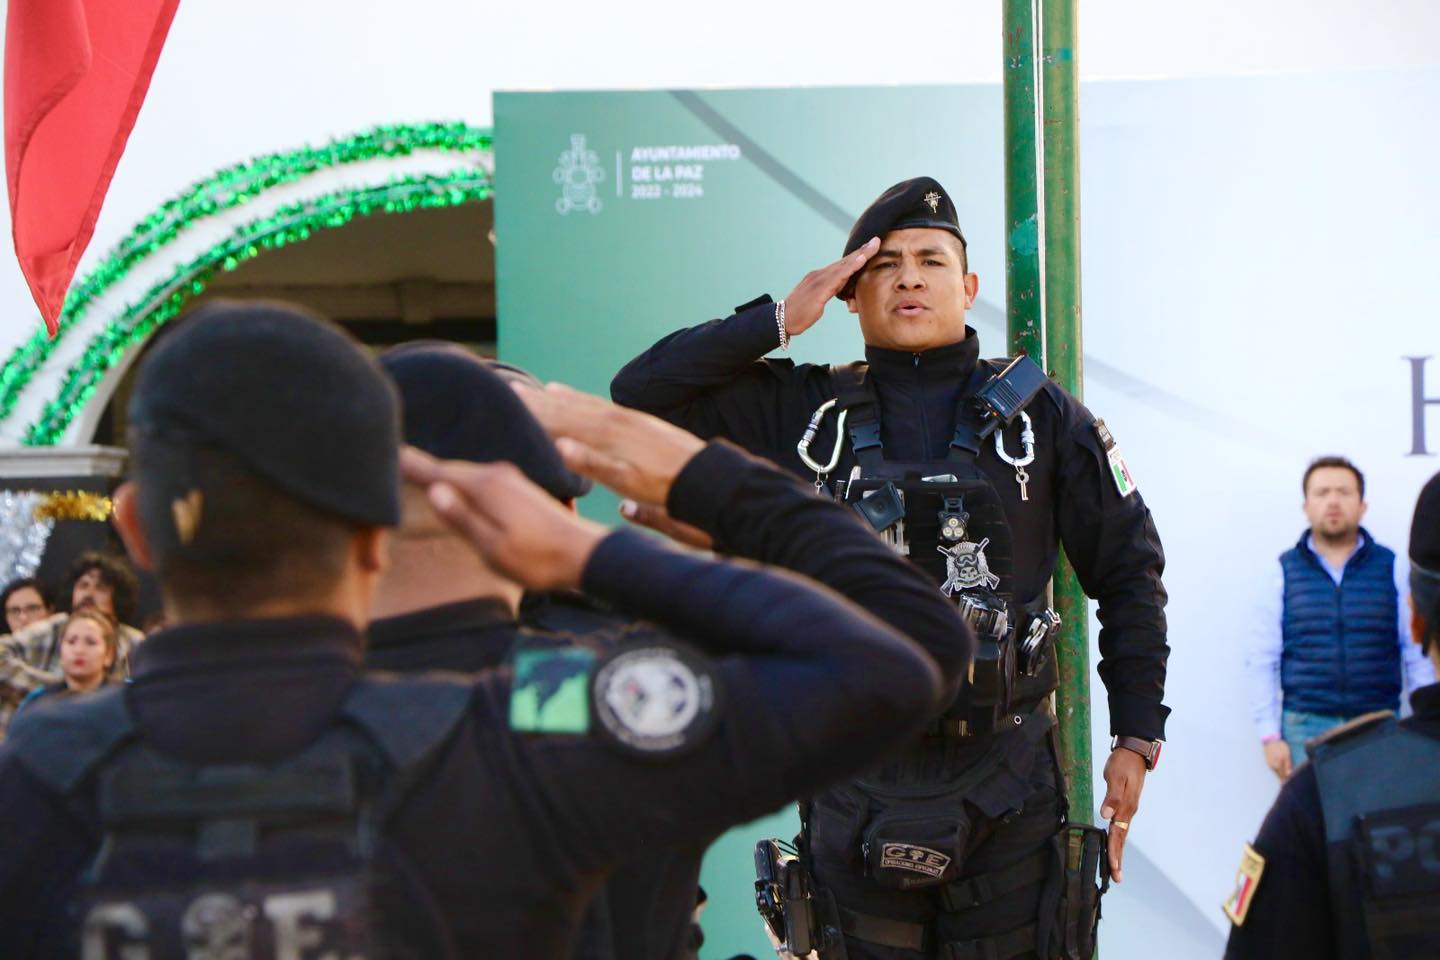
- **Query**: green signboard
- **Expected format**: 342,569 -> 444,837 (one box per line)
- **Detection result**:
494,84 -> 1004,958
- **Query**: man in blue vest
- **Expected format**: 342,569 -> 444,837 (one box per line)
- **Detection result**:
1224,469 -> 1440,958
1247,456 -> 1435,779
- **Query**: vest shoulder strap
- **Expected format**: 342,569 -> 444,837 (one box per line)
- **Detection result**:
828,362 -> 884,469
342,673 -> 475,772
7,686 -> 135,796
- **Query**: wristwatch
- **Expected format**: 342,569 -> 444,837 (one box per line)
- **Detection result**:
1111,736 -> 1163,771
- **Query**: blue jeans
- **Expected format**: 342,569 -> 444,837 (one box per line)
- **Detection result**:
1281,709 -> 1349,768
1281,708 -> 1400,767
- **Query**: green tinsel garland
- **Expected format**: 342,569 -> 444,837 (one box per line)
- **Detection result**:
23,169 -> 492,446
0,121 -> 492,425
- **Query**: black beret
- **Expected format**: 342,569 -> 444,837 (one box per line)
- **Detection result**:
1410,471 -> 1440,622
128,300 -> 401,527
379,344 -> 592,503
844,176 -> 967,258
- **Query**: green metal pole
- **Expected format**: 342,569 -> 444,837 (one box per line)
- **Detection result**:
1039,0 -> 1095,832
1006,0 -> 1094,831
1002,0 -> 1042,358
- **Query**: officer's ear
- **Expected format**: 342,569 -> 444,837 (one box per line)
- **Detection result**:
1410,595 -> 1428,648
964,273 -> 979,309
111,482 -> 154,572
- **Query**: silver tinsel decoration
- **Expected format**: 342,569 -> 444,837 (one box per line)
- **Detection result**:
0,491 -> 54,585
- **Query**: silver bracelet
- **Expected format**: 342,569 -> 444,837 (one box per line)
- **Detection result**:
775,300 -> 790,351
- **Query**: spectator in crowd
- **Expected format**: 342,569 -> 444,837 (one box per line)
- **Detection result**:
13,608 -> 118,718
0,551 -> 144,736
0,577 -> 51,634
1247,456 -> 1435,778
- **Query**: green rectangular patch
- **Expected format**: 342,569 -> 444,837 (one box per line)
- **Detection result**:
509,645 -> 595,734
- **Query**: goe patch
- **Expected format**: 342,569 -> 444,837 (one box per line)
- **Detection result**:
590,643 -> 721,759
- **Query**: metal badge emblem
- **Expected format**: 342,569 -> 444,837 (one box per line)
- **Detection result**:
591,644 -> 720,759
937,537 -> 1001,595
923,191 -> 941,213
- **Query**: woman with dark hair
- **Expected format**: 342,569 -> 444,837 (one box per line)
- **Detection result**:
0,552 -> 144,738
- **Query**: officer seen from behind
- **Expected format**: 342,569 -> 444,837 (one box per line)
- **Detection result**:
1224,470 -> 1440,960
371,341 -> 978,959
613,177 -> 1170,959
0,301 -> 964,958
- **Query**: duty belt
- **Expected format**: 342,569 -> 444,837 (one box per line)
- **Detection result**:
925,697 -> 1051,740
837,848 -> 1051,958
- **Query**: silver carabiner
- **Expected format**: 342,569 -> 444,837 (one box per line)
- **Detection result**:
993,411 -> 1036,468
797,399 -> 848,478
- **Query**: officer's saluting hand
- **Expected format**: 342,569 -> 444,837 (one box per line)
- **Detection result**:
402,446 -> 610,592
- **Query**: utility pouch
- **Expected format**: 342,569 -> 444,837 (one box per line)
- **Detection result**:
1053,824 -> 1109,960
853,481 -> 906,533
862,799 -> 973,891
963,632 -> 1017,732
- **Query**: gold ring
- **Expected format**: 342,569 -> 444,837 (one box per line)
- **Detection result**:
1112,820 -> 1130,830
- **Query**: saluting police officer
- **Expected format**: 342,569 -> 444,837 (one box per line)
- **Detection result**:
1224,470 -> 1440,960
613,177 -> 1171,959
0,300 -> 968,958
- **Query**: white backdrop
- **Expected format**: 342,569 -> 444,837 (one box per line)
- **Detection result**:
1070,66 -> 1440,951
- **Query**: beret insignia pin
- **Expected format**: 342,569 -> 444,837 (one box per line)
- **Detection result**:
171,490 -> 204,545
923,191 -> 941,213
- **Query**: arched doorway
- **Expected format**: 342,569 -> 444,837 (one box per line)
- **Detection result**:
0,121 -> 494,449
0,122 -> 493,608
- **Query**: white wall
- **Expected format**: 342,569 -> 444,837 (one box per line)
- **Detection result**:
3,0 -> 1440,354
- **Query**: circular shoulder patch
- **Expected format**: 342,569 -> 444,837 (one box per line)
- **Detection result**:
590,642 -> 721,759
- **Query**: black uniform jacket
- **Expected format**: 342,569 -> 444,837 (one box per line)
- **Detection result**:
612,298 -> 1171,739
1224,682 -> 1440,960
366,441 -> 976,960
0,443 -> 967,959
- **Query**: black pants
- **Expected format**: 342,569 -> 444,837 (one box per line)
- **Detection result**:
809,735 -> 1062,960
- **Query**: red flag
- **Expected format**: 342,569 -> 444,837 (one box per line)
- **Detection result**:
4,0 -> 179,336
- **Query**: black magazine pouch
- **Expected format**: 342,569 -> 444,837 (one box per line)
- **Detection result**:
1052,824 -> 1109,959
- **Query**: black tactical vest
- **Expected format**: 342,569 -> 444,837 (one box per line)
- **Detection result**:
823,360 -> 1059,734
8,675 -> 474,959
1311,713 -> 1440,959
